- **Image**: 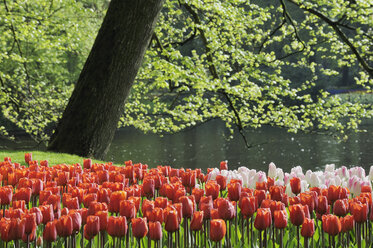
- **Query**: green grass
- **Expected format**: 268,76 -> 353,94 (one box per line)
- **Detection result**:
0,150 -> 112,166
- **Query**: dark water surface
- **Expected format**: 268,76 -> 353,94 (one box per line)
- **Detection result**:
105,120 -> 373,172
1,120 -> 371,172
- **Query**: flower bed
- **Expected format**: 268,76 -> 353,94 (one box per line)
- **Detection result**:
0,153 -> 372,248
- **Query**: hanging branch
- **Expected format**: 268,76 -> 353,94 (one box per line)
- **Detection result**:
3,0 -> 34,96
182,2 -> 253,149
285,0 -> 373,78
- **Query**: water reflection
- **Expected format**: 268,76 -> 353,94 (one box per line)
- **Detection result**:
105,120 -> 373,172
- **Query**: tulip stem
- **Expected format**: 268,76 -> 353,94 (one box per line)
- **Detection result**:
137,238 -> 141,248
126,223 -> 130,248
297,226 -> 300,248
304,237 -> 309,248
246,218 -> 249,246
279,229 -> 283,248
259,230 -> 263,248
251,217 -> 254,248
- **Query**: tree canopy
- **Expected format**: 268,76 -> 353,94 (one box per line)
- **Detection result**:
1,0 -> 372,147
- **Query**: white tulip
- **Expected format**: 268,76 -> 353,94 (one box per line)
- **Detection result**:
268,162 -> 277,178
325,164 -> 335,172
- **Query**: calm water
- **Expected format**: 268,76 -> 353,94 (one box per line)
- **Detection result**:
105,120 -> 373,172
1,120 -> 371,173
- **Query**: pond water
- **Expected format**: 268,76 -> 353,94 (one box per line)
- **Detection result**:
1,120 -> 371,173
105,120 -> 373,173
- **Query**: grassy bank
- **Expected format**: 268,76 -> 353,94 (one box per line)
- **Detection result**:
0,150 -> 110,166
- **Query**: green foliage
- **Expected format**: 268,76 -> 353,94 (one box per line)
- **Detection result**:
0,0 -> 107,141
0,0 -> 372,144
122,0 -> 373,141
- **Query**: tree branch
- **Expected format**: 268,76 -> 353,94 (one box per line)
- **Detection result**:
3,0 -> 33,95
258,19 -> 286,53
286,0 -> 373,78
181,2 -> 253,149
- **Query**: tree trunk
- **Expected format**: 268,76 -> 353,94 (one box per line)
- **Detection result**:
48,0 -> 165,158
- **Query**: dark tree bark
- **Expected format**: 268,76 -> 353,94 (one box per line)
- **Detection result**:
48,0 -> 165,159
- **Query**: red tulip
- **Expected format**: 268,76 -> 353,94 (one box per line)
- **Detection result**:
327,185 -> 341,204
210,209 -> 220,219
199,196 -> 213,219
109,191 -> 126,213
333,199 -> 349,217
40,204 -> 54,224
217,198 -> 235,220
84,216 -> 100,240
25,153 -> 32,165
57,172 -> 70,187
66,197 -> 80,210
220,161 -> 228,171
270,185 -> 284,202
39,190 -> 52,205
69,211 -> 82,233
316,195 -> 328,215
190,211 -> 204,231
256,182 -> 268,191
97,170 -> 109,185
14,188 -> 32,204
107,216 -> 127,237
43,221 -> 57,242
210,219 -> 226,242
83,193 -> 98,208
340,215 -> 354,233
149,221 -> 162,240
88,201 -> 108,216
351,202 -> 369,223
0,186 -> 13,205
322,214 -> 341,236
46,194 -> 61,213
216,175 -> 227,191
289,204 -> 305,226
192,188 -> 204,204
12,200 -> 26,211
289,196 -> 300,205
23,213 -> 37,236
179,196 -> 194,218
132,217 -> 148,239
300,193 -> 315,213
147,207 -> 164,223
56,215 -> 73,237
83,159 -> 92,169
205,181 -> 220,200
254,208 -> 272,230
143,178 -> 155,199
24,228 -> 36,243
29,207 -> 43,225
269,201 -> 285,218
97,188 -> 111,205
155,197 -> 168,209
290,177 -> 301,195
95,210 -> 108,231
228,181 -> 241,202
164,209 -> 179,232
240,196 -> 257,218
301,218 -> 315,238
274,210 -> 288,229
254,190 -> 266,207
142,199 -> 155,218
120,200 -> 137,220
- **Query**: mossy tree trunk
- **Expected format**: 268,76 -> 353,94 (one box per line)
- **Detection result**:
48,0 -> 164,159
